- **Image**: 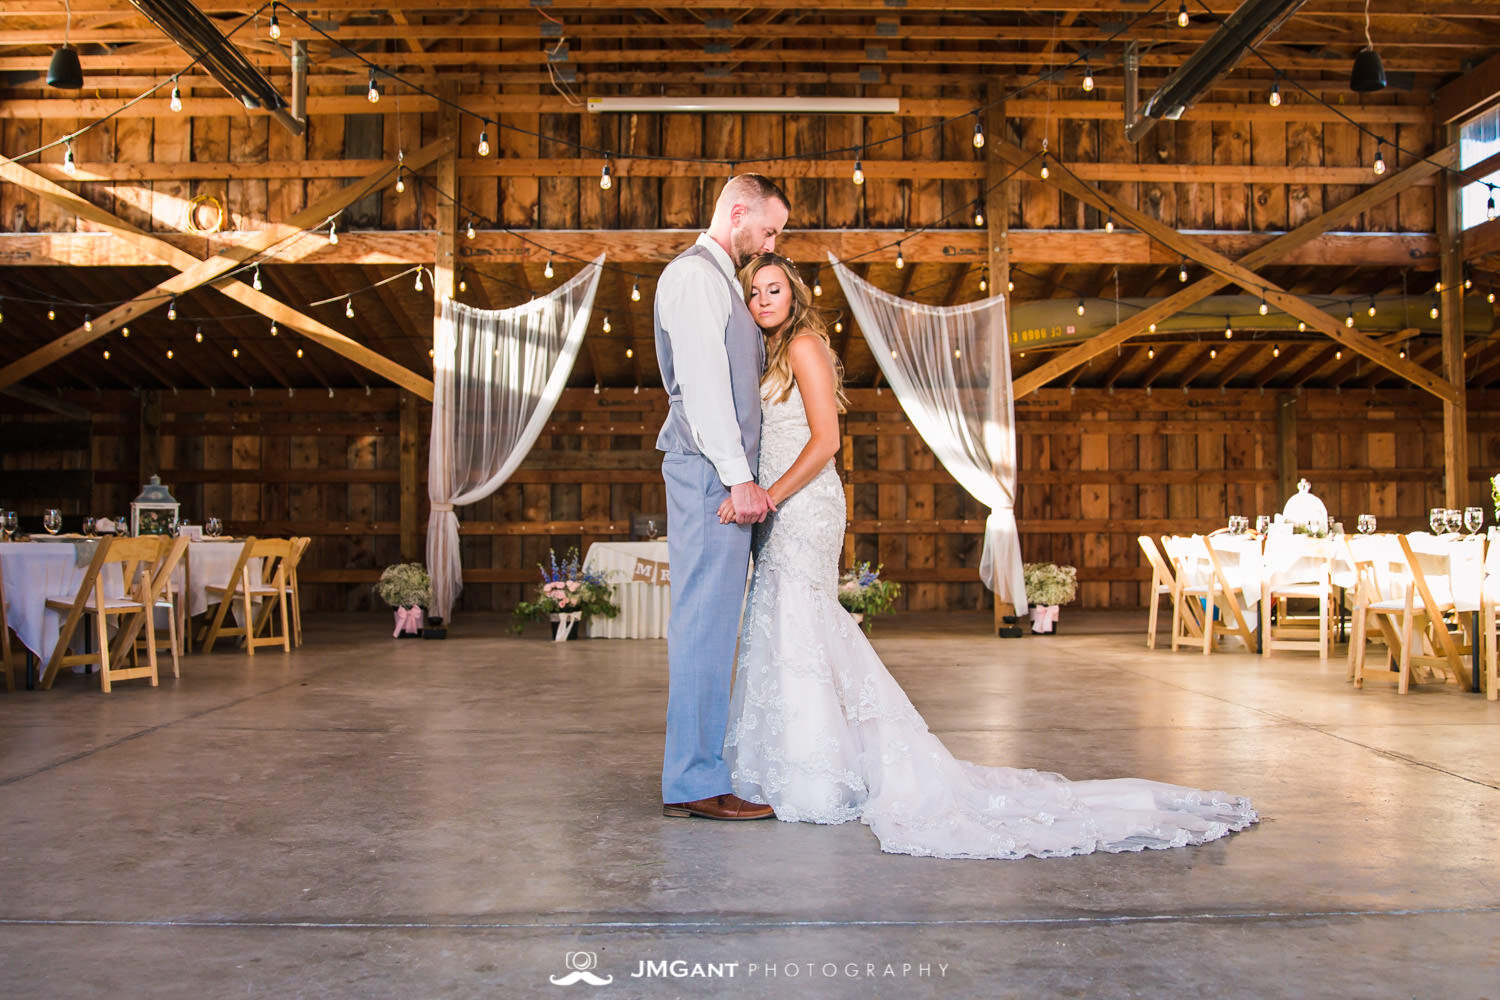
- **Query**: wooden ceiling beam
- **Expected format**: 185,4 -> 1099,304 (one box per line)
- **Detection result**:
999,138 -> 1460,401
0,141 -> 450,396
1134,343 -> 1184,390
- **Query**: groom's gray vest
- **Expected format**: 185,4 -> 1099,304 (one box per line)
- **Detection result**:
654,243 -> 763,479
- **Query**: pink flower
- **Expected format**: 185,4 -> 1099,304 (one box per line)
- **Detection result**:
566,580 -> 582,592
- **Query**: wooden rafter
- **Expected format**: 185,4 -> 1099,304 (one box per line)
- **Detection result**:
0,139 -> 452,397
1001,138 -> 1462,402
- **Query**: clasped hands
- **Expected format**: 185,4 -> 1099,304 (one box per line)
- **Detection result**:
716,481 -> 777,525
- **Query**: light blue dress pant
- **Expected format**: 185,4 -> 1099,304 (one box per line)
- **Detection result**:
660,452 -> 752,803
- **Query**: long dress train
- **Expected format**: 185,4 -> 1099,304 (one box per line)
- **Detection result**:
724,384 -> 1258,859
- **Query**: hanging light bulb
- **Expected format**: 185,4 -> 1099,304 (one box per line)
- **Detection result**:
102,349 -> 110,360
978,270 -> 987,293
1178,0 -> 1189,28
84,313 -> 93,332
296,347 -> 304,358
1373,145 -> 1387,176
1007,279 -> 1014,292
1435,280 -> 1444,293
1272,345 -> 1280,358
602,316 -> 611,333
1104,212 -> 1114,234
1210,348 -> 1218,359
1076,299 -> 1086,316
166,348 -> 174,360
1489,290 -> 1496,305
1148,322 -> 1157,333
170,79 -> 183,113
972,119 -> 985,149
328,219 -> 338,245
270,321 -> 278,336
1345,306 -> 1355,328
625,346 -> 634,359
1298,321 -> 1306,332
1368,297 -> 1377,317
544,256 -> 554,279
1082,64 -> 1095,93
631,280 -> 642,302
1178,259 -> 1189,282
119,326 -> 128,336
1465,273 -> 1473,290
414,268 -> 424,292
252,265 -> 262,291
894,244 -> 905,269
466,219 -> 476,240
367,69 -> 381,104
268,11 -> 281,40
1224,318 -> 1233,339
1259,298 -> 1269,316
1398,349 -> 1406,359
1488,189 -> 1498,221
600,162 -> 612,189
1430,298 -> 1440,320
974,205 -> 985,227
395,171 -> 405,195
1147,346 -> 1155,359
476,128 -> 490,157
1268,83 -> 1281,108
1039,155 -> 1049,180
231,346 -> 240,359
345,296 -> 355,318
834,321 -> 843,334
852,159 -> 865,185
194,326 -> 202,343
167,298 -> 177,321
47,308 -> 56,321
1335,349 -> 1343,360
63,141 -> 76,175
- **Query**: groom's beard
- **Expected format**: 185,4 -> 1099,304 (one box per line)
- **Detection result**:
730,227 -> 759,268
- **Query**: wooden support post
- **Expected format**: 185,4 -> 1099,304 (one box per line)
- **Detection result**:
433,83 -> 460,304
984,90 -> 1019,635
1277,393 -> 1298,503
400,393 -> 420,561
1441,127 -> 1469,510
138,390 -> 161,487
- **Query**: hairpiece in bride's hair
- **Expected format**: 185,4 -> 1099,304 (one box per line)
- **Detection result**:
738,252 -> 847,413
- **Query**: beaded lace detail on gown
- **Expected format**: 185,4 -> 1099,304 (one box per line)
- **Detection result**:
724,384 -> 1258,859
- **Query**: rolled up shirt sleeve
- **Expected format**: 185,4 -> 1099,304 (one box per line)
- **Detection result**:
657,255 -> 755,487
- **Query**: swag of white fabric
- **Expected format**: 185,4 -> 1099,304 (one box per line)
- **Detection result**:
831,256 -> 1027,614
426,256 -> 605,622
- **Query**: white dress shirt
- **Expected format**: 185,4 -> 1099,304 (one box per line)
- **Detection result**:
656,233 -> 754,487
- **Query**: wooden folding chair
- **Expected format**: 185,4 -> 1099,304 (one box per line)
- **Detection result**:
199,537 -> 259,654
255,536 -> 309,647
112,535 -> 190,679
38,537 -> 160,693
1351,534 -> 1472,693
1262,536 -> 1333,660
238,538 -> 293,655
0,557 -> 15,692
1481,537 -> 1498,701
1139,534 -> 1199,649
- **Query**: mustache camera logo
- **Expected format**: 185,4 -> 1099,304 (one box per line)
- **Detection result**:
549,951 -> 613,987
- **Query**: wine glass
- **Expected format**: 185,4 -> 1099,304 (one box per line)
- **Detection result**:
1464,506 -> 1484,535
0,510 -> 16,540
205,516 -> 223,538
1429,507 -> 1445,534
114,514 -> 129,536
1444,508 -> 1463,534
645,519 -> 659,540
1255,515 -> 1270,534
42,509 -> 62,535
1357,514 -> 1376,534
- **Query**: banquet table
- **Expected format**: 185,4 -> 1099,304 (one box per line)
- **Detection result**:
0,538 -> 125,670
582,540 -> 670,639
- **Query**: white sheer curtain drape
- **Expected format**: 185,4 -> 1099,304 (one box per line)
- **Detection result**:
831,256 -> 1026,613
426,256 -> 604,621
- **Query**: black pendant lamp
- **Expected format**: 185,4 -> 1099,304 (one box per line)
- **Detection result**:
48,0 -> 82,89
47,45 -> 83,89
1349,0 -> 1385,93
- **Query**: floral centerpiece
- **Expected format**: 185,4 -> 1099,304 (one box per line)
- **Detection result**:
838,561 -> 902,633
512,548 -> 620,638
1492,472 -> 1499,523
1023,562 -> 1077,635
375,562 -> 432,638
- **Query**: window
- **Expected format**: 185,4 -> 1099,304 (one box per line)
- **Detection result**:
1459,104 -> 1500,229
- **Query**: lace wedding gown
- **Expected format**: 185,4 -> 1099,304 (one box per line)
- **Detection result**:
724,384 -> 1258,859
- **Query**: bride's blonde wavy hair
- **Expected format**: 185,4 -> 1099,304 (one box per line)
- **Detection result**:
738,252 -> 847,413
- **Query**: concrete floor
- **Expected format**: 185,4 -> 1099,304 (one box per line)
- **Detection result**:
1,610 -> 1497,999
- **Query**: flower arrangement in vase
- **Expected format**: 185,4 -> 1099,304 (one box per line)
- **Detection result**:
375,562 -> 432,638
837,561 -> 902,633
1492,472 -> 1499,524
1022,562 -> 1077,635
512,548 -> 620,639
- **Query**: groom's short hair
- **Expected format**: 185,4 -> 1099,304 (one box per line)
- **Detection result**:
720,173 -> 790,214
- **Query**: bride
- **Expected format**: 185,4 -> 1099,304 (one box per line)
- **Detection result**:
719,252 -> 1258,860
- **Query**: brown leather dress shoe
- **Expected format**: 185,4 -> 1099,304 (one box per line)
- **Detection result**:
662,793 -> 775,820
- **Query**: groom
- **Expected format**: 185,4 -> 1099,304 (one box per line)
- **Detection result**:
654,174 -> 790,820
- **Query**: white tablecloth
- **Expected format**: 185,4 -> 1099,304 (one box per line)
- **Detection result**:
183,539 -> 260,616
0,539 -> 124,663
583,540 -> 670,639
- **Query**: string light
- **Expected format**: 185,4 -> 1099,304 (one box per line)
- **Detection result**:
1258,298 -> 1268,316
894,244 -> 905,269
1104,212 -> 1114,234
1489,188 -> 1498,221
1148,322 -> 1157,333
367,69 -> 381,104
296,347 -> 304,358
166,348 -> 174,359
974,204 -> 985,227
972,119 -> 985,149
395,170 -> 405,194
1038,154 -> 1049,180
466,218 -> 476,240
252,265 -> 262,291
1345,306 -> 1355,327
476,128 -> 490,157
47,308 -> 56,321
1335,350 -> 1343,360
328,219 -> 338,245
978,270 -> 987,292
169,79 -> 182,113
625,346 -> 634,359
852,159 -> 865,185
194,326 -> 202,342
102,348 -> 109,360
1007,279 -> 1014,292
1373,142 -> 1387,175
458,272 -> 467,292
1209,348 -> 1218,359
1178,0 -> 1189,27
120,326 -> 128,336
600,162 -> 612,190
834,321 -> 843,334
1272,345 -> 1280,358
268,11 -> 280,39
1489,290 -> 1496,305
1430,297 -> 1440,320
1368,297 -> 1377,317
602,315 -> 611,333
1076,299 -> 1086,316
231,346 -> 240,358
345,296 -> 354,318
1178,259 -> 1189,283
544,256 -> 555,279
1147,346 -> 1155,359
270,321 -> 278,336
1082,63 -> 1095,93
1268,83 -> 1281,108
631,280 -> 641,302
63,141 -> 76,175
167,298 -> 177,320
1224,318 -> 1233,339
1298,321 -> 1307,332
813,275 -> 823,296
84,313 -> 92,331
414,268 -> 423,292
1398,349 -> 1406,359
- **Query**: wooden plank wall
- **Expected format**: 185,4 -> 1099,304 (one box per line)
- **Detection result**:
5,387 -> 1496,614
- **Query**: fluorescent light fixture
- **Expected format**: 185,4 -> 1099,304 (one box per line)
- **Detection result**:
588,96 -> 900,114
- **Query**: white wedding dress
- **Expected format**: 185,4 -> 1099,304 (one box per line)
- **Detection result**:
724,383 -> 1258,859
